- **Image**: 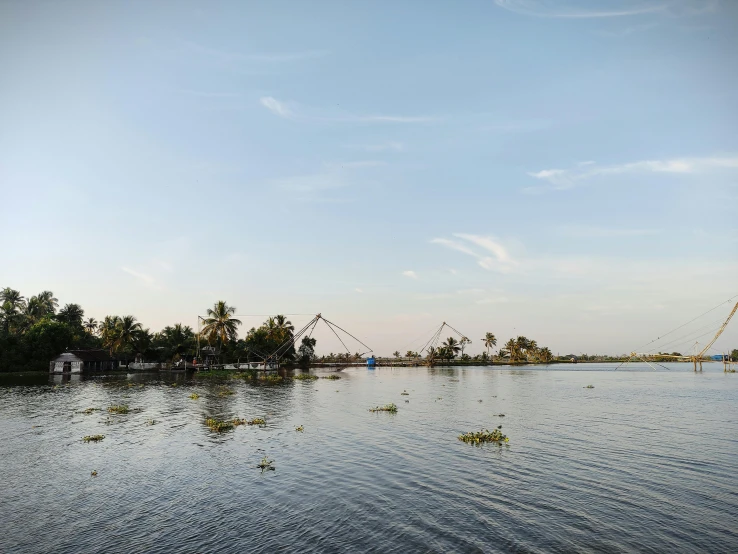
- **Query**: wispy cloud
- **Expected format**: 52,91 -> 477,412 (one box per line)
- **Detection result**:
494,0 -> 668,18
121,266 -> 158,288
431,234 -> 518,273
273,173 -> 345,193
524,155 -> 738,193
493,0 -> 717,19
260,96 -> 293,118
557,225 -> 663,238
355,288 -> 364,293
258,96 -> 436,124
402,270 -> 419,279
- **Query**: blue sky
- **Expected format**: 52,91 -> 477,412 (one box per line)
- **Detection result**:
2,0 -> 737,356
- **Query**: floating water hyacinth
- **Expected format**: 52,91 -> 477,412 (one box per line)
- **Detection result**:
107,405 -> 129,414
80,407 -> 98,414
369,403 -> 398,413
189,393 -> 200,399
295,425 -> 304,432
458,426 -> 509,444
321,375 -> 341,380
257,456 -> 275,471
91,470 -> 98,476
258,374 -> 284,384
294,373 -> 318,381
232,417 -> 266,426
205,418 -> 234,432
218,388 -> 235,397
401,390 -> 409,396
83,435 -> 105,442
584,385 -> 595,389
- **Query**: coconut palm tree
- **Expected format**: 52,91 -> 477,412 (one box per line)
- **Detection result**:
482,332 -> 497,359
393,351 -> 401,358
525,339 -> 538,361
504,338 -> 518,362
459,336 -> 471,357
35,291 -> 58,315
58,303 -> 84,327
84,318 -> 98,335
159,323 -> 195,361
114,315 -> 143,353
442,337 -> 461,359
0,288 -> 26,334
201,301 -> 241,346
100,315 -> 121,353
539,347 -> 553,363
274,315 -> 294,339
426,346 -> 438,366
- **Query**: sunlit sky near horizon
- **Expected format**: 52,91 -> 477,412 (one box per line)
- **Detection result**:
2,0 -> 737,356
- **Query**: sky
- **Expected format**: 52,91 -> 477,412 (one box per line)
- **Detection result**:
1,0 -> 737,357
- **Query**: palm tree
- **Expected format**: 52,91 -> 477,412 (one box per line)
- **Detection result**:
539,347 -> 553,363
35,291 -> 58,315
426,346 -> 438,366
525,339 -> 538,361
482,333 -> 497,359
201,301 -> 241,346
504,338 -> 518,362
100,315 -> 122,353
0,288 -> 26,334
114,315 -> 142,353
393,351 -> 401,358
159,323 -> 195,361
58,303 -> 84,327
274,315 -> 294,339
459,336 -> 471,357
84,317 -> 98,335
442,337 -> 461,359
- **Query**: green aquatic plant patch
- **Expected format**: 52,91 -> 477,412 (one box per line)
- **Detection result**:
293,373 -> 318,381
107,405 -> 129,414
321,375 -> 341,380
83,434 -> 105,442
189,393 -> 200,399
205,418 -> 234,432
369,403 -> 398,413
257,456 -> 275,471
458,426 -> 508,444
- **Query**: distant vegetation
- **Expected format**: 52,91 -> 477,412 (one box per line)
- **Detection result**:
0,287 -> 320,371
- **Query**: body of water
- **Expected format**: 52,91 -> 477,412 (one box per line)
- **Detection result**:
1,364 -> 736,553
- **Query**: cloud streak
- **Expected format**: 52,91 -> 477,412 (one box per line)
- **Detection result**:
493,0 -> 717,19
260,96 -> 293,118
258,96 -> 436,124
524,155 -> 738,193
402,270 -> 419,279
431,234 -> 518,273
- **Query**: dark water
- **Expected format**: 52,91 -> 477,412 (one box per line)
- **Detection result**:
1,364 -> 736,553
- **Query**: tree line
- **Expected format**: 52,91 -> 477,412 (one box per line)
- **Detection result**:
0,288 -> 318,371
391,333 -> 554,364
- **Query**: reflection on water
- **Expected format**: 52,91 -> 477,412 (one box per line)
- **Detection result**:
1,364 -> 737,553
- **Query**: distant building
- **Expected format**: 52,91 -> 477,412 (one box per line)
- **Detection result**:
50,350 -> 119,373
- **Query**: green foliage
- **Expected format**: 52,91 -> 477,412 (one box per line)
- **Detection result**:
369,403 -> 398,413
321,374 -> 341,380
107,405 -> 129,414
458,426 -> 508,444
205,418 -> 234,432
293,373 -> 318,381
83,435 -> 105,442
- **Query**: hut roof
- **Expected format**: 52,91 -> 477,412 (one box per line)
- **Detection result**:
66,349 -> 114,362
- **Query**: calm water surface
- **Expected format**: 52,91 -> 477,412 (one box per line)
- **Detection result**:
1,364 -> 736,553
